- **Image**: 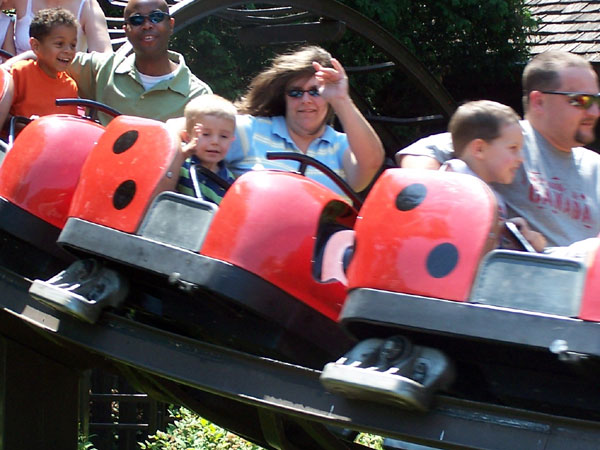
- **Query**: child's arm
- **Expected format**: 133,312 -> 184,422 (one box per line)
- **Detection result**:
508,217 -> 547,252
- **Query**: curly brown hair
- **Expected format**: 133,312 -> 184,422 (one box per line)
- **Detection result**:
30,7 -> 78,41
235,45 -> 334,118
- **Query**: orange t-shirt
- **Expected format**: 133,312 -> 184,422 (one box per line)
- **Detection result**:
10,60 -> 79,118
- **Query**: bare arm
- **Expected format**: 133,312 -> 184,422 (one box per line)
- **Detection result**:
80,0 -> 112,53
396,153 -> 442,169
314,59 -> 384,192
2,21 -> 15,57
0,67 -> 13,131
394,132 -> 454,169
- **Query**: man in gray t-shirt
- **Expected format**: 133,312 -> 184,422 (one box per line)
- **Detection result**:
396,51 -> 600,247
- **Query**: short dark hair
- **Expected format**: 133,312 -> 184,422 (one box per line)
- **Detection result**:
449,100 -> 520,157
30,7 -> 77,41
522,51 -> 593,111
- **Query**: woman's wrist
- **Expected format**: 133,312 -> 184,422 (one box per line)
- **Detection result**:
327,93 -> 354,112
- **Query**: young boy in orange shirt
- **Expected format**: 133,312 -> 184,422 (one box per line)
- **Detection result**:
8,7 -> 79,124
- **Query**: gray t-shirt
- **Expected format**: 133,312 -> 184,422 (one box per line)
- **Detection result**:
397,121 -> 600,247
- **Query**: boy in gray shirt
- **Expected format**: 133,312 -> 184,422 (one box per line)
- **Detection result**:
397,51 -> 600,248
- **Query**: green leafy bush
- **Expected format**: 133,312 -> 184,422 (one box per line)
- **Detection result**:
139,406 -> 384,450
139,407 -> 262,450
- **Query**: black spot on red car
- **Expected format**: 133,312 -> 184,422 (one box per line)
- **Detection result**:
426,243 -> 458,278
396,183 -> 427,211
113,130 -> 139,154
113,180 -> 136,209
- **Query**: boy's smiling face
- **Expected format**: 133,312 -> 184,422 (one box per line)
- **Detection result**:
189,114 -> 236,172
30,25 -> 77,78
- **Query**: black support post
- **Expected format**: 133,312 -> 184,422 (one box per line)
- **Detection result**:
0,335 -> 79,450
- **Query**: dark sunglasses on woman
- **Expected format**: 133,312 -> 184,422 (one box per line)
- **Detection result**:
286,88 -> 321,98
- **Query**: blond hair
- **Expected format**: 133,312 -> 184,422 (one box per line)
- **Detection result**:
184,94 -> 237,134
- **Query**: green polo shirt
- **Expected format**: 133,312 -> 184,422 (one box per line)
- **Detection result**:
68,50 -> 212,125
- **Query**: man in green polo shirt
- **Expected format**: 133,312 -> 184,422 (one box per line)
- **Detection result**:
2,0 -> 211,125
67,0 -> 211,125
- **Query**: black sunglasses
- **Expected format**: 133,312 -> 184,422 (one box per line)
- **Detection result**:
540,91 -> 600,109
286,88 -> 320,98
125,10 -> 170,27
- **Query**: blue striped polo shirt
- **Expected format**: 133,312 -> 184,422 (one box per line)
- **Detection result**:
225,115 -> 349,194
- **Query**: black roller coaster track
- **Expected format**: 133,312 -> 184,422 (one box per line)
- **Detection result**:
3,265 -> 600,450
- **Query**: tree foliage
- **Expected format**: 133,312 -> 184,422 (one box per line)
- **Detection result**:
170,1 -> 535,106
166,0 -> 536,150
335,0 -> 537,109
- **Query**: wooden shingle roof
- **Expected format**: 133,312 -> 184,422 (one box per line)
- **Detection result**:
526,0 -> 600,62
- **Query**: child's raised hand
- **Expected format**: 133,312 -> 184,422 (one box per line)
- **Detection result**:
181,137 -> 197,157
181,123 -> 204,157
192,123 -> 204,137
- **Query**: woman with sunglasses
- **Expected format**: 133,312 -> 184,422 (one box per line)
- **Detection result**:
13,0 -> 112,54
225,45 -> 384,194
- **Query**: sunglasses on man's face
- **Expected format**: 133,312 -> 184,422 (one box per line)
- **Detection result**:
125,10 -> 170,27
286,88 -> 320,98
541,91 -> 600,109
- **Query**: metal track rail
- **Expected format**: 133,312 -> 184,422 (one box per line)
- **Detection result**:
1,266 -> 599,450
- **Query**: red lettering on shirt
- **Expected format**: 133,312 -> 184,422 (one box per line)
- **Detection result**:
583,205 -> 592,225
529,184 -> 541,203
526,171 -> 592,227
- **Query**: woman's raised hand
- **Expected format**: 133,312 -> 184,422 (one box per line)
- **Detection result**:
312,58 -> 349,103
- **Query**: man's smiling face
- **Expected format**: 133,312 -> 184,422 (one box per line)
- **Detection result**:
123,0 -> 174,58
